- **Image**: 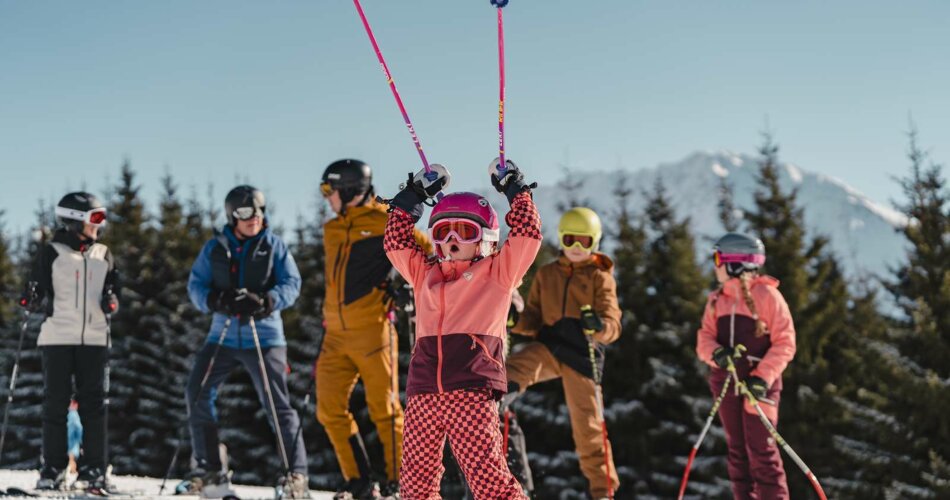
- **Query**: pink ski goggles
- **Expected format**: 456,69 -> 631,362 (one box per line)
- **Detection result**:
713,250 -> 766,267
431,218 -> 483,244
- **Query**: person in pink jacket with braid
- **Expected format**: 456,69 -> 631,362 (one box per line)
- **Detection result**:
384,159 -> 540,499
696,233 -> 796,500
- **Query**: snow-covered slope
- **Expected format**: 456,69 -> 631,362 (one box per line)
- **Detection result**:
0,469 -> 334,499
529,151 -> 907,279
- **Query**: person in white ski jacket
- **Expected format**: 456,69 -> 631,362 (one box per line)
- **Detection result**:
19,192 -> 119,492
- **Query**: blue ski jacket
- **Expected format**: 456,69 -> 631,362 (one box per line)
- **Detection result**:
188,223 -> 301,349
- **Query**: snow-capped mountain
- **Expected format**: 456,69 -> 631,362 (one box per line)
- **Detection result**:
528,151 -> 908,280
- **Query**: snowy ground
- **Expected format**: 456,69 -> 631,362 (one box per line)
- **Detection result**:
0,469 -> 334,499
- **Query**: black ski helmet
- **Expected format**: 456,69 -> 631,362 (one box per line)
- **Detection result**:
55,192 -> 107,235
713,232 -> 766,277
224,185 -> 266,227
321,159 -> 374,207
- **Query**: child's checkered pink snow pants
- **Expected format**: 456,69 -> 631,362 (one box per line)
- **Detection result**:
399,389 -> 527,500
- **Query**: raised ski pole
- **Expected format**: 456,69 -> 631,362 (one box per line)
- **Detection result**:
159,316 -> 232,495
492,0 -> 509,175
352,0 -> 431,177
725,350 -> 828,500
676,347 -> 742,500
0,284 -> 36,464
248,316 -> 291,475
581,304 -> 612,499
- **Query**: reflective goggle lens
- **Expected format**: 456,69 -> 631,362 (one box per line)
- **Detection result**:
88,210 -> 107,225
233,206 -> 262,221
561,234 -> 594,249
432,220 -> 481,243
713,250 -> 722,267
319,182 -> 334,197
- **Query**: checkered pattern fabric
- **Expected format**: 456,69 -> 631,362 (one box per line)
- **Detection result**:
385,208 -> 424,253
400,390 -> 527,500
505,192 -> 542,239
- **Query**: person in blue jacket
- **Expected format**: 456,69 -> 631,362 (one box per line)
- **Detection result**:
183,185 -> 309,499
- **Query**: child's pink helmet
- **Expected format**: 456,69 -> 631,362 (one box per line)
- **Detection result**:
428,192 -> 500,258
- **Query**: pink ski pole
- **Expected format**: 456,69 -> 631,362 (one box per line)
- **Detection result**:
496,4 -> 507,174
353,0 -> 431,175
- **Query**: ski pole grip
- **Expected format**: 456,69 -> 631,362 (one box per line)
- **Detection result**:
580,305 -> 596,336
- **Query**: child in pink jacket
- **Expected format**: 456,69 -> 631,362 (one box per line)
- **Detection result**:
696,233 -> 796,500
384,159 -> 540,499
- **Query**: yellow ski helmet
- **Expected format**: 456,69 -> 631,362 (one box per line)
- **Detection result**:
558,207 -> 602,251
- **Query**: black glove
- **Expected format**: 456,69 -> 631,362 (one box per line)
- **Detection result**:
712,346 -> 735,369
746,376 -> 769,401
507,303 -> 520,328
385,283 -> 413,310
232,290 -> 267,318
488,158 -> 536,203
207,289 -> 238,315
101,291 -> 119,315
541,318 -> 588,351
579,307 -> 604,334
18,282 -> 43,313
390,164 -> 451,220
253,293 -> 276,320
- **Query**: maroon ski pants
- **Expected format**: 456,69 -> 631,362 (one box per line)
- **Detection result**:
400,389 -> 527,500
711,373 -> 789,500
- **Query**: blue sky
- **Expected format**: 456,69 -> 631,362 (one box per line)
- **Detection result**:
1,0 -> 947,234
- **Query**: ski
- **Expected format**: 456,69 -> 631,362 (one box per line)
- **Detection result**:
1,487 -> 139,499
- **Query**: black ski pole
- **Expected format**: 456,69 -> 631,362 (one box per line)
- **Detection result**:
386,308 -> 399,484
159,316 -> 232,495
248,316 -> 290,474
0,283 -> 36,464
278,325 -> 326,498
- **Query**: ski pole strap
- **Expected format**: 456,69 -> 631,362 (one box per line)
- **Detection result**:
352,0 -> 431,174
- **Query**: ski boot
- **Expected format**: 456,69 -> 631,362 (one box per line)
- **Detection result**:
275,472 -> 310,499
200,470 -> 237,499
379,480 -> 400,500
175,463 -> 209,495
35,465 -> 68,491
332,477 -> 381,500
74,465 -> 116,496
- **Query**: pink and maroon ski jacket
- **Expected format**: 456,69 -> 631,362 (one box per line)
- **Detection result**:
385,192 -> 542,398
696,275 -> 796,416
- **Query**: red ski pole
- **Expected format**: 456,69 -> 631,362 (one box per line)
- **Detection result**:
677,375 -> 731,499
725,355 -> 828,500
352,0 -> 431,175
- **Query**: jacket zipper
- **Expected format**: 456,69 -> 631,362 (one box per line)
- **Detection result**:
336,221 -> 352,330
469,334 -> 503,369
437,272 -> 448,393
561,266 -> 574,317
729,302 -> 736,348
80,252 -> 88,345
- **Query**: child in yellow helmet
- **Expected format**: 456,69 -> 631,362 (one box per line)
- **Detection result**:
503,207 -> 622,499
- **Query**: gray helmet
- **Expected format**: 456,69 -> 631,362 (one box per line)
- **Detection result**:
713,232 -> 766,277
225,185 -> 266,227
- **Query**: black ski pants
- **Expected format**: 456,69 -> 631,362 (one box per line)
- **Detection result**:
41,345 -> 107,471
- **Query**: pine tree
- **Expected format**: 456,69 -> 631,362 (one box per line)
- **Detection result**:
103,160 -> 154,474
0,208 -> 54,468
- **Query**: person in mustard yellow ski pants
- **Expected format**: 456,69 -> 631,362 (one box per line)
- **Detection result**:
317,159 -> 431,499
